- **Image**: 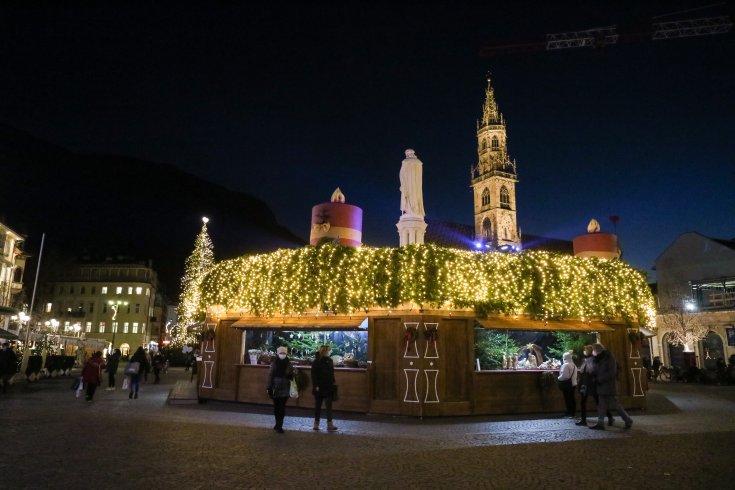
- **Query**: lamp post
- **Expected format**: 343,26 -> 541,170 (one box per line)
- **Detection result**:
108,300 -> 128,352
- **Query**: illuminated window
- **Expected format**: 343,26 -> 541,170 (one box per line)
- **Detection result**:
500,186 -> 510,209
99,322 -> 106,333
146,288 -> 150,296
128,287 -> 133,295
481,188 -> 490,207
491,136 -> 499,150
116,286 -> 123,294
101,287 -> 108,295
64,321 -> 70,330
85,322 -> 92,333
136,287 -> 142,295
124,322 -> 129,333
132,322 -> 139,334
45,303 -> 52,313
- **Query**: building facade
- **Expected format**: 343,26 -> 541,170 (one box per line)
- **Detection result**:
470,77 -> 521,251
39,260 -> 162,356
0,221 -> 26,328
652,232 -> 735,371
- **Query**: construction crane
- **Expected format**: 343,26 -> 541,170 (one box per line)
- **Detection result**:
480,6 -> 733,57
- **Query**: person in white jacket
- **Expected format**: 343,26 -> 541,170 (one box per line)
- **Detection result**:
558,351 -> 578,418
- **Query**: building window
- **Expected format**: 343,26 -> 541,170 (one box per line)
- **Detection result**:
101,287 -> 108,295
45,303 -> 52,313
132,322 -> 139,334
491,136 -> 499,150
146,288 -> 150,296
500,186 -> 510,209
89,302 -> 95,313
124,322 -> 129,333
64,321 -> 70,330
81,286 -> 86,294
481,139 -> 487,151
112,321 -> 118,333
99,322 -> 105,333
70,286 -> 74,294
481,188 -> 490,207
116,286 -> 123,294
85,322 -> 92,333
482,217 -> 492,239
91,286 -> 96,295
128,286 -> 133,295
136,286 -> 142,295
103,303 -> 108,313
58,286 -> 64,294
127,304 -> 131,314
135,303 -> 140,314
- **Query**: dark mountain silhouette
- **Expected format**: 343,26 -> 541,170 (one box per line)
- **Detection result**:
0,124 -> 305,297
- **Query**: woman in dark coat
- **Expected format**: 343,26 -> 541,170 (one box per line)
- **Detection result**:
128,347 -> 150,399
267,346 -> 294,433
311,344 -> 338,431
105,349 -> 121,390
81,351 -> 106,402
576,345 -> 613,426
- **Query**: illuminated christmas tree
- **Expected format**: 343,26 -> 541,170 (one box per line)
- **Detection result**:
176,217 -> 214,345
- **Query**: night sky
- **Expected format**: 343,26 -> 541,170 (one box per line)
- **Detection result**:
2,2 -> 733,281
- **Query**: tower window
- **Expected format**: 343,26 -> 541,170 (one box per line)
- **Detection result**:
481,188 -> 490,207
482,218 -> 492,239
500,186 -> 511,209
491,136 -> 499,150
481,139 -> 487,151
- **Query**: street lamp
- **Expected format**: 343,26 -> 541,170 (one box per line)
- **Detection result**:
108,300 -> 128,351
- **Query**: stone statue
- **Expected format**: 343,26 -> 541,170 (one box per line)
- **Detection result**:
399,149 -> 425,218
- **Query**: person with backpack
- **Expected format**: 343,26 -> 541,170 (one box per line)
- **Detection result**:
81,351 -> 106,402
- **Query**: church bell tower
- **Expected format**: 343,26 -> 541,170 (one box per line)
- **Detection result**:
471,76 -> 521,250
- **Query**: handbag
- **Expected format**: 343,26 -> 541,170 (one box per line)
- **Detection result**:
122,376 -> 130,390
124,361 -> 140,375
331,384 -> 339,401
71,377 -> 81,390
289,378 -> 299,399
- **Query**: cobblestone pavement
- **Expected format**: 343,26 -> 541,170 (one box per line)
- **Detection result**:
2,369 -> 734,489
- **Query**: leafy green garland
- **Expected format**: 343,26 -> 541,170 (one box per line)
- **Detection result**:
199,243 -> 655,327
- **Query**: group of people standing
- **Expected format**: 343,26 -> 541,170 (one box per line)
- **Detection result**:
266,344 -> 339,434
557,342 -> 633,430
80,346 -> 152,401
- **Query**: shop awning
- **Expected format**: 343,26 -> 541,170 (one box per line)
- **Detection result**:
0,328 -> 19,340
476,316 -> 614,332
231,316 -> 368,330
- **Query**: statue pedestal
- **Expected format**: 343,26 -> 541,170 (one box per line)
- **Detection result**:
397,215 -> 427,246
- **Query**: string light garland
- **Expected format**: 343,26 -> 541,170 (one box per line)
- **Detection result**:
198,243 -> 656,327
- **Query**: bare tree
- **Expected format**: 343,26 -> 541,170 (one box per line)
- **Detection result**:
656,287 -> 709,350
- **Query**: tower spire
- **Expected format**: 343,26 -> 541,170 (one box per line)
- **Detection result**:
482,74 -> 502,126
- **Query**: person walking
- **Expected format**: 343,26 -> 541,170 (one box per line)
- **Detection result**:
576,345 -> 613,427
0,342 -> 18,393
589,343 -> 633,430
81,351 -> 106,402
311,344 -> 338,431
557,351 -> 577,418
152,351 -> 164,384
267,346 -> 294,434
105,349 -> 121,391
127,346 -> 150,399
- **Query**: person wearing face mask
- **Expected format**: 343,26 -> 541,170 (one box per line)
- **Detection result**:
589,343 -> 633,430
311,344 -> 338,431
267,346 -> 294,434
576,344 -> 613,427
